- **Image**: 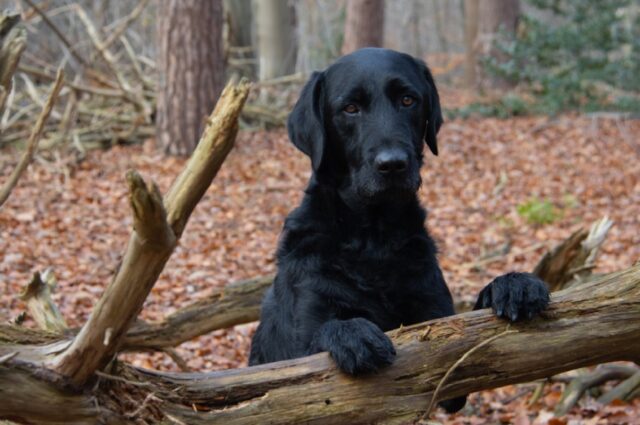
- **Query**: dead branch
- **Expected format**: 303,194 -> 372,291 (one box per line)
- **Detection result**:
21,0 -> 88,67
48,79 -> 250,386
597,370 -> 640,405
124,274 -> 273,350
1,265 -> 639,424
74,6 -> 148,113
554,364 -> 638,416
0,69 -> 64,207
533,217 -> 613,291
101,0 -> 152,51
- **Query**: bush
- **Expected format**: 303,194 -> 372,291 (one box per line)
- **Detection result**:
479,0 -> 640,115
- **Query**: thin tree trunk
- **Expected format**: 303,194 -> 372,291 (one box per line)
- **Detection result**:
341,0 -> 385,55
156,0 -> 225,156
254,0 -> 296,80
224,0 -> 253,48
465,0 -> 520,89
464,0 -> 479,88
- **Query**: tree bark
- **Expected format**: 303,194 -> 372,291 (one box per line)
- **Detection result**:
156,0 -> 225,156
2,265 -> 640,424
465,0 -> 520,89
254,0 -> 296,80
341,0 -> 385,55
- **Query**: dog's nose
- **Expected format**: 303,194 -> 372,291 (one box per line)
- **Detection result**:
375,149 -> 408,175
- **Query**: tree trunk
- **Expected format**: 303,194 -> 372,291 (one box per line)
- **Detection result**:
156,0 -> 225,156
2,265 -> 640,424
254,0 -> 296,80
478,0 -> 520,35
463,0 -> 479,88
224,0 -> 253,48
465,0 -> 520,89
341,0 -> 385,55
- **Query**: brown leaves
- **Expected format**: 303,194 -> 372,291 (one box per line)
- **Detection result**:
1,113 -> 639,422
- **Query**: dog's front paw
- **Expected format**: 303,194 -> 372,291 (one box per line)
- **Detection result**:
475,272 -> 550,321
311,318 -> 396,375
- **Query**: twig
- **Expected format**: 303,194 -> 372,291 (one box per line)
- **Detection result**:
597,370 -> 640,405
554,364 -> 638,415
21,0 -> 88,67
18,64 -> 126,98
119,35 -> 154,91
74,6 -> 147,112
0,351 -> 18,364
95,370 -> 154,388
424,326 -> 517,416
0,68 -> 63,207
125,392 -> 161,419
162,348 -> 191,372
101,0 -> 151,51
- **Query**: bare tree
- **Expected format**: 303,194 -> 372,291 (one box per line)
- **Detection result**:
254,0 -> 296,80
156,0 -> 225,155
341,0 -> 385,55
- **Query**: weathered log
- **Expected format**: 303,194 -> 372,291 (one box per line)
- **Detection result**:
48,79 -> 250,386
1,265 -> 639,424
124,274 -> 274,349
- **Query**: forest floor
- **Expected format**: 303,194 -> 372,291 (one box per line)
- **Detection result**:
1,103 -> 640,423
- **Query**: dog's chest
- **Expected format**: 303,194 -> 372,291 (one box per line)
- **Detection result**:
327,229 -> 432,327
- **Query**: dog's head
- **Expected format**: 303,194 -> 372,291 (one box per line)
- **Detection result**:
288,48 -> 443,205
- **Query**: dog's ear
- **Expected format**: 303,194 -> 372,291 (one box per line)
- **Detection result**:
287,71 -> 327,173
421,63 -> 443,156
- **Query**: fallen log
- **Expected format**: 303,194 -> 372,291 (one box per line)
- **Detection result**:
124,274 -> 274,350
1,265 -> 639,424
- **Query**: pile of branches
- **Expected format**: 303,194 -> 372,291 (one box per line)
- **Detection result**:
0,1 -> 304,155
1,2 -> 155,152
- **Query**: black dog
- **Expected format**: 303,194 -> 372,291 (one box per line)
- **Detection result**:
249,48 -> 549,413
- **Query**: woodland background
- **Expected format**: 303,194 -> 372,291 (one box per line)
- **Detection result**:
1,0 -> 639,424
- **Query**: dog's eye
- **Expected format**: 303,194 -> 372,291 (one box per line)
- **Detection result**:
401,96 -> 415,107
343,104 -> 359,114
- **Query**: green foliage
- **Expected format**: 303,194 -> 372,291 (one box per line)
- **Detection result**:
446,93 -> 530,119
516,198 -> 560,225
482,0 -> 640,115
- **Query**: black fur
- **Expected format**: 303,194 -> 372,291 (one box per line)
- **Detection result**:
249,48 -> 550,413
